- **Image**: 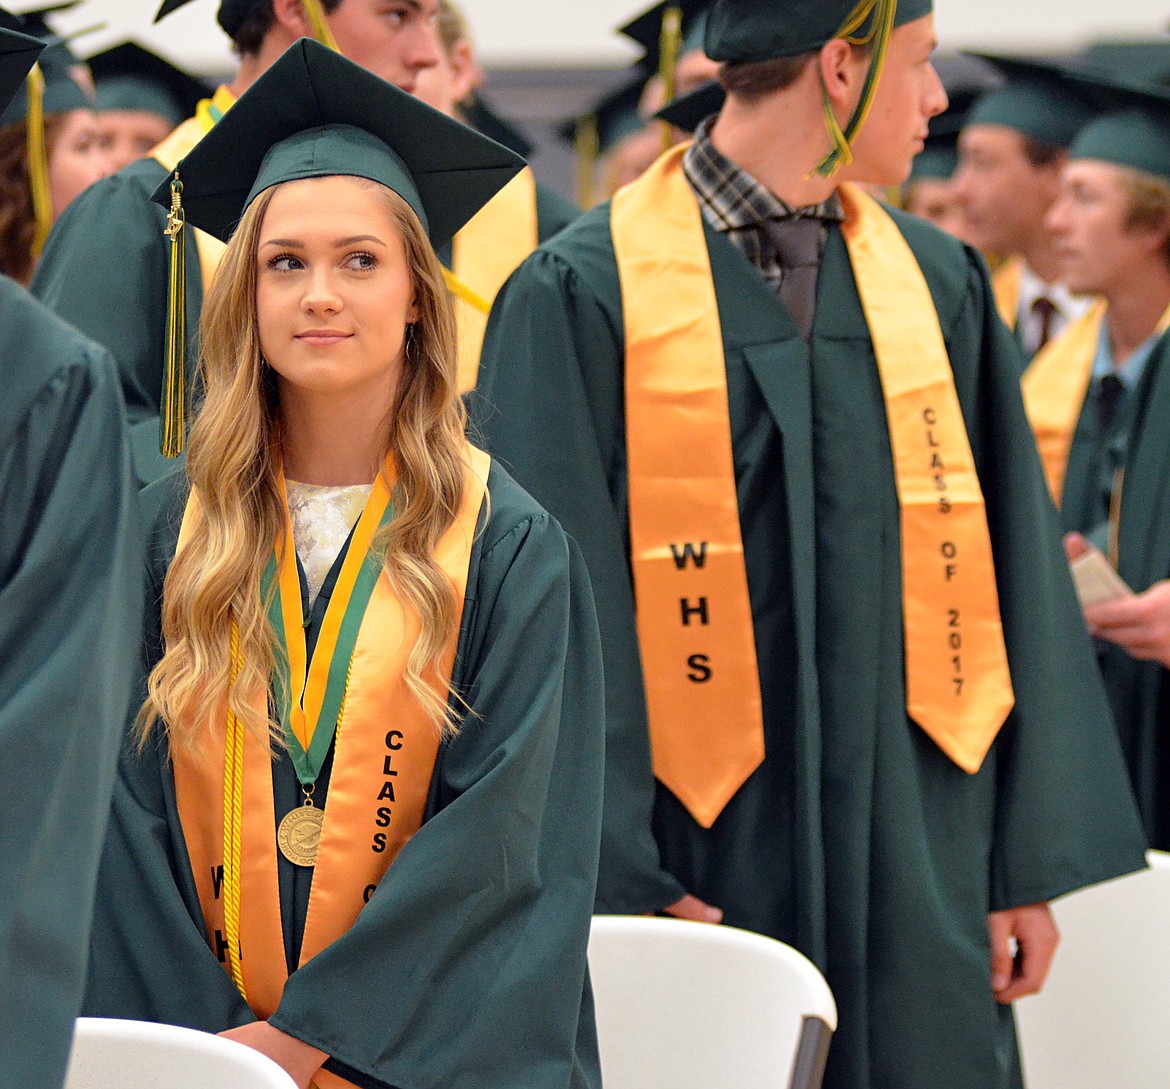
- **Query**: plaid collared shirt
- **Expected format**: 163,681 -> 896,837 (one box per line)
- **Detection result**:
681,117 -> 843,295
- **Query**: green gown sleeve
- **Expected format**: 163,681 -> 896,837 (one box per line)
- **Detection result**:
942,245 -> 1149,908
473,231 -> 687,915
30,162 -> 204,485
0,281 -> 144,1089
534,182 -> 580,243
271,469 -> 605,1089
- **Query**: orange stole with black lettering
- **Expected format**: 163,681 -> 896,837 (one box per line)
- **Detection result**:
838,184 -> 1014,772
991,255 -> 1022,332
452,167 -> 538,393
171,445 -> 489,1089
612,145 -> 764,830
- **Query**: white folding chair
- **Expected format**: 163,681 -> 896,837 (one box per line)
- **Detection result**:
63,1017 -> 297,1089
588,915 -> 837,1089
1015,850 -> 1170,1089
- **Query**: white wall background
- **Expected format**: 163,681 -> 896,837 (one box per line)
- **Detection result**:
20,0 -> 1170,75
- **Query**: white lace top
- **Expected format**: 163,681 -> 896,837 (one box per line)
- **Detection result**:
285,480 -> 373,608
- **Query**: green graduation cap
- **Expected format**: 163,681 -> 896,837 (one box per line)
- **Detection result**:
1052,68 -> 1170,185
0,24 -> 87,123
964,54 -> 1107,150
149,36 -> 524,457
0,23 -> 45,117
704,0 -> 932,177
11,0 -> 83,64
89,40 -> 211,125
1082,39 -> 1170,88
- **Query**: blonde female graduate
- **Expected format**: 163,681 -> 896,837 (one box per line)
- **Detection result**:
81,40 -> 606,1089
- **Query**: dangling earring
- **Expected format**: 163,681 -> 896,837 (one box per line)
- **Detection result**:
404,322 -> 417,358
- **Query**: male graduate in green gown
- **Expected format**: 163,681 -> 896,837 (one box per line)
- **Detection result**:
31,0 -> 444,486
1025,76 -> 1170,849
474,2 -> 1148,1087
0,23 -> 143,1089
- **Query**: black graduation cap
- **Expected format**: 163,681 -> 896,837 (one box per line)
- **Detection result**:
0,7 -> 88,123
461,91 -> 533,159
155,0 -> 265,37
654,76 -> 724,133
88,40 -> 211,125
152,37 -> 525,250
964,54 -> 1111,150
559,73 -> 651,157
619,0 -> 709,75
12,0 -> 84,65
0,23 -> 44,116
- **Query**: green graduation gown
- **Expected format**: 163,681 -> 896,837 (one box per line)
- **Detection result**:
83,461 -> 605,1089
472,201 -> 1148,1089
0,276 -> 143,1089
1063,334 -> 1170,848
31,156 -> 576,489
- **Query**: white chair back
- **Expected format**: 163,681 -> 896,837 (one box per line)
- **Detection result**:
588,915 -> 836,1089
1015,850 -> 1170,1089
63,1017 -> 298,1089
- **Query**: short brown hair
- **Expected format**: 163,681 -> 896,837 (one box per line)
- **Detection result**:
233,0 -> 345,57
1120,167 -> 1170,269
436,0 -> 470,56
718,53 -> 814,102
1020,136 -> 1064,170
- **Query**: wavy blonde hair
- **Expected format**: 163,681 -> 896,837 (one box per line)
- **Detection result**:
141,178 -> 468,750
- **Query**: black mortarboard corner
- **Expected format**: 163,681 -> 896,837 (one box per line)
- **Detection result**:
462,91 -> 534,159
619,0 -> 709,99
705,0 -> 932,177
89,40 -> 212,125
0,23 -> 45,117
149,37 -> 525,457
654,76 -> 724,133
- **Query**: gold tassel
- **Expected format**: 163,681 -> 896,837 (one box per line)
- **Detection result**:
161,174 -> 186,458
812,0 -> 896,178
658,4 -> 683,152
574,115 -> 598,209
300,0 -> 340,50
26,64 -> 52,259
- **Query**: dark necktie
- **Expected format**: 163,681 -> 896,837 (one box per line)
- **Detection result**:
1097,372 -> 1125,434
1032,295 -> 1058,353
763,216 -> 823,341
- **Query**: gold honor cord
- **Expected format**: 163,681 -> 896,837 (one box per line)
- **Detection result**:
451,168 -> 539,392
813,0 -> 896,178
25,65 -> 52,259
223,623 -> 246,996
613,145 -> 765,828
838,183 -> 1014,772
1022,300 -> 1170,507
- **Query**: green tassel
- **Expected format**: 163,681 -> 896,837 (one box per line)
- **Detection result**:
161,173 -> 186,458
812,0 -> 896,178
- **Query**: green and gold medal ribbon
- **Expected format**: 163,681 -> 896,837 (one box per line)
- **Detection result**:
813,0 -> 896,178
267,460 -> 396,788
25,63 -> 52,259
